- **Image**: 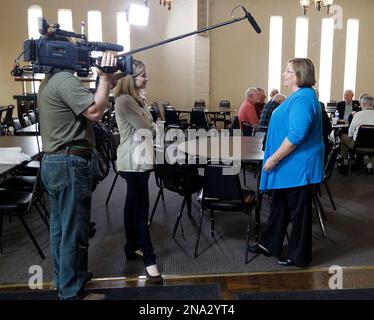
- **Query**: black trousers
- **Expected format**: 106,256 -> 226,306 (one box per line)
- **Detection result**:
260,185 -> 313,266
120,170 -> 156,267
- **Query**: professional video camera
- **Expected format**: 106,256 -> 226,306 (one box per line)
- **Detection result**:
12,18 -> 133,77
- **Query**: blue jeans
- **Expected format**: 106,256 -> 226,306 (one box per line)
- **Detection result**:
120,171 -> 156,267
41,153 -> 99,299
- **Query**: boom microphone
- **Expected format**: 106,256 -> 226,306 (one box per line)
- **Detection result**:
87,42 -> 124,52
242,7 -> 261,34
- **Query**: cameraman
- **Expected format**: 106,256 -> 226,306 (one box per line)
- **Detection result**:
39,51 -> 117,300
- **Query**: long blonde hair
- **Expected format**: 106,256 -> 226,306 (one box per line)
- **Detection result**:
114,59 -> 146,107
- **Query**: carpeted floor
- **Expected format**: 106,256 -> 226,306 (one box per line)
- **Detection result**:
1,165 -> 374,284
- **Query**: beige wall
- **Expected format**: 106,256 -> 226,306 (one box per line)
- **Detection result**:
1,0 -> 374,109
0,0 -> 195,107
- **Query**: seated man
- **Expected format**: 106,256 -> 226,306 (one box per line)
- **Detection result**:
255,87 -> 266,119
259,94 -> 286,129
337,89 -> 360,124
269,88 -> 279,101
259,94 -> 286,151
338,95 -> 374,173
238,87 -> 260,128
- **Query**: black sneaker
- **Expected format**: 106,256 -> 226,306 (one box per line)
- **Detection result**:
248,243 -> 271,257
125,249 -> 143,260
277,257 -> 310,268
277,257 -> 295,266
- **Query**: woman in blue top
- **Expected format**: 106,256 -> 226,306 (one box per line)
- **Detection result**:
254,58 -> 324,267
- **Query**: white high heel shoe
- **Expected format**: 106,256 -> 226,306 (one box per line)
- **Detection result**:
145,264 -> 163,284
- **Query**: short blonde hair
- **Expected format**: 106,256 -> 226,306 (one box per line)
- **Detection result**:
289,58 -> 316,88
114,59 -> 146,106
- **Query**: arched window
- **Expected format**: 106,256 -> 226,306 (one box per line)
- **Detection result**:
28,5 -> 44,93
87,11 -> 103,42
58,9 -> 73,31
319,18 -> 335,104
87,11 -> 103,87
295,16 -> 309,58
117,12 -> 131,53
267,16 -> 283,99
343,19 -> 359,94
28,5 -> 43,39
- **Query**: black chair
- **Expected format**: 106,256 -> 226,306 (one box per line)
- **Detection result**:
312,185 -> 327,239
12,118 -> 23,134
164,106 -> 189,131
16,160 -> 40,176
27,110 -> 37,124
105,131 -> 121,205
0,171 -> 48,259
229,115 -> 240,136
190,107 -> 212,131
0,107 -> 4,136
2,105 -> 15,135
325,102 -> 337,120
28,100 -> 37,111
18,103 -> 28,122
93,122 -> 114,182
22,114 -> 32,127
107,111 -> 117,131
0,174 -> 49,227
161,101 -> 171,117
241,121 -> 254,136
101,108 -> 114,126
210,100 -> 232,128
149,107 -> 158,122
194,163 -> 256,260
348,125 -> 374,177
0,106 -> 4,123
149,161 -> 204,239
219,100 -> 230,108
151,102 -> 162,121
193,100 -> 206,108
306,146 -> 340,239
322,143 -> 339,211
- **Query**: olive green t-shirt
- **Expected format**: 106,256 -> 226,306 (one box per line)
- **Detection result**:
38,71 -> 95,153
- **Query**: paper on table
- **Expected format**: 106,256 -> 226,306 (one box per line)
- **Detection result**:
0,147 -> 31,164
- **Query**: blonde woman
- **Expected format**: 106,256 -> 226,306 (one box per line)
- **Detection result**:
115,59 -> 162,284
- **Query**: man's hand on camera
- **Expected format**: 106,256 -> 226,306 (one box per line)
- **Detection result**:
97,52 -> 117,81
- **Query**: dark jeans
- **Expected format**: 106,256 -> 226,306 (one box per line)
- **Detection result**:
120,170 -> 156,267
41,153 -> 99,299
260,185 -> 313,267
